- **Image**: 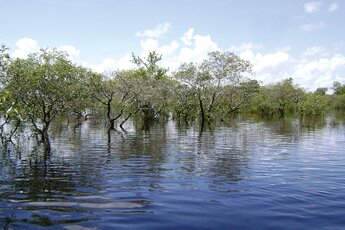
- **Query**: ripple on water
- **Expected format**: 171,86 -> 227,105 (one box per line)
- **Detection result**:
1,118 -> 345,229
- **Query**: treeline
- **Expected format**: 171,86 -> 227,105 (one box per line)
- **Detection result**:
0,45 -> 344,145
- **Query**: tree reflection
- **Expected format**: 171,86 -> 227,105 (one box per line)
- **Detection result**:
199,127 -> 249,183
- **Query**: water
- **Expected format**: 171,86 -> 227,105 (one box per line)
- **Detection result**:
1,116 -> 345,229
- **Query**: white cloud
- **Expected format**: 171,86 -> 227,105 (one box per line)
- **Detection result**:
328,2 -> 338,12
57,45 -> 80,62
140,38 -> 179,57
231,42 -> 345,91
136,28 -> 220,71
181,28 -> 194,46
300,22 -> 325,31
239,50 -> 290,72
229,42 -> 263,53
256,51 -> 290,72
293,54 -> 345,90
136,22 -> 171,38
164,30 -> 220,70
304,1 -> 322,13
91,58 -> 117,73
302,46 -> 327,56
140,38 -> 159,54
13,38 -> 40,58
12,38 -> 81,63
12,28 -> 345,92
88,54 -> 135,73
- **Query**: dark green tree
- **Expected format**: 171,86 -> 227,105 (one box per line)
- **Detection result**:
174,51 -> 252,125
6,49 -> 88,149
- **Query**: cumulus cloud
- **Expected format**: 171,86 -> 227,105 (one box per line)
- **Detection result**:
181,28 -> 194,46
229,42 -> 263,53
57,45 -> 80,62
300,22 -> 325,31
231,43 -> 345,91
163,30 -> 220,70
136,22 -> 171,38
56,26 -> 345,92
140,38 -> 179,57
134,28 -> 220,71
328,2 -> 338,12
293,54 -> 345,90
256,52 -> 290,72
304,1 -> 322,13
13,38 -> 40,58
238,50 -> 290,72
302,46 -> 327,56
12,26 -> 345,92
12,38 -> 81,63
88,54 -> 135,73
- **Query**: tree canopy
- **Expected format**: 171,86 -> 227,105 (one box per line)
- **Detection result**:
0,45 -> 338,146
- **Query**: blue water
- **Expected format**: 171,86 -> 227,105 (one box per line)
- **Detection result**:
1,117 -> 345,229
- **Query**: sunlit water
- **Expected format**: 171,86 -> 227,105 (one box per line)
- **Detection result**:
1,116 -> 345,229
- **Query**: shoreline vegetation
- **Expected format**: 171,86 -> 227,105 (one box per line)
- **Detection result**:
1,45 -> 344,150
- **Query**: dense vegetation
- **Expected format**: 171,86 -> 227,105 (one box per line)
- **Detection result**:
0,45 -> 344,148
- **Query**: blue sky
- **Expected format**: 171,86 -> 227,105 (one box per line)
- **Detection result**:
1,0 -> 344,90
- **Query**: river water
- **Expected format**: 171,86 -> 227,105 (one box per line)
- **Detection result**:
1,116 -> 345,229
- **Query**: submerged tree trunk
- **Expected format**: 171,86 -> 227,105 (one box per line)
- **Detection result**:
106,99 -> 113,129
142,104 -> 155,122
120,109 -> 139,130
40,120 -> 51,145
106,95 -> 123,130
278,104 -> 285,118
109,110 -> 123,130
198,92 -> 205,127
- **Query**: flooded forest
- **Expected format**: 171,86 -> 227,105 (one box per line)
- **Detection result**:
1,45 -> 345,229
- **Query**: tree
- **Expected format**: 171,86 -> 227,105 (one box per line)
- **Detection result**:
0,45 -> 10,84
131,51 -> 171,122
171,81 -> 198,123
0,90 -> 21,144
298,93 -> 328,117
67,68 -> 94,125
257,78 -> 304,118
220,79 -> 260,120
0,45 -> 21,144
333,81 -> 345,95
330,81 -> 345,110
314,87 -> 328,96
6,49 -> 87,149
89,73 -> 123,130
173,51 -> 252,125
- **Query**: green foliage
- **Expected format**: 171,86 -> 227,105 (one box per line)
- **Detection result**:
0,45 -> 11,84
130,51 -> 171,121
0,90 -> 21,143
173,51 -> 252,123
132,51 -> 167,80
255,78 -> 304,117
220,79 -> 260,118
314,87 -> 328,95
5,49 -> 88,141
333,81 -> 345,95
171,81 -> 198,121
0,44 -> 336,141
332,94 -> 345,110
298,93 -> 328,117
328,81 -> 345,110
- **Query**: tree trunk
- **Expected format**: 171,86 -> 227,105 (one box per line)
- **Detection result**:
120,109 -> 139,129
107,99 -> 112,128
109,110 -> 123,130
198,92 -> 205,125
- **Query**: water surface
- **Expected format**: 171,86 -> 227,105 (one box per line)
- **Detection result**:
1,116 -> 345,229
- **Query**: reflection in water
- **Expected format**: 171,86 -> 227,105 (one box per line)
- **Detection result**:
1,116 -> 345,229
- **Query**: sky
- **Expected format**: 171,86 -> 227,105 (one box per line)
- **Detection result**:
0,0 -> 344,91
